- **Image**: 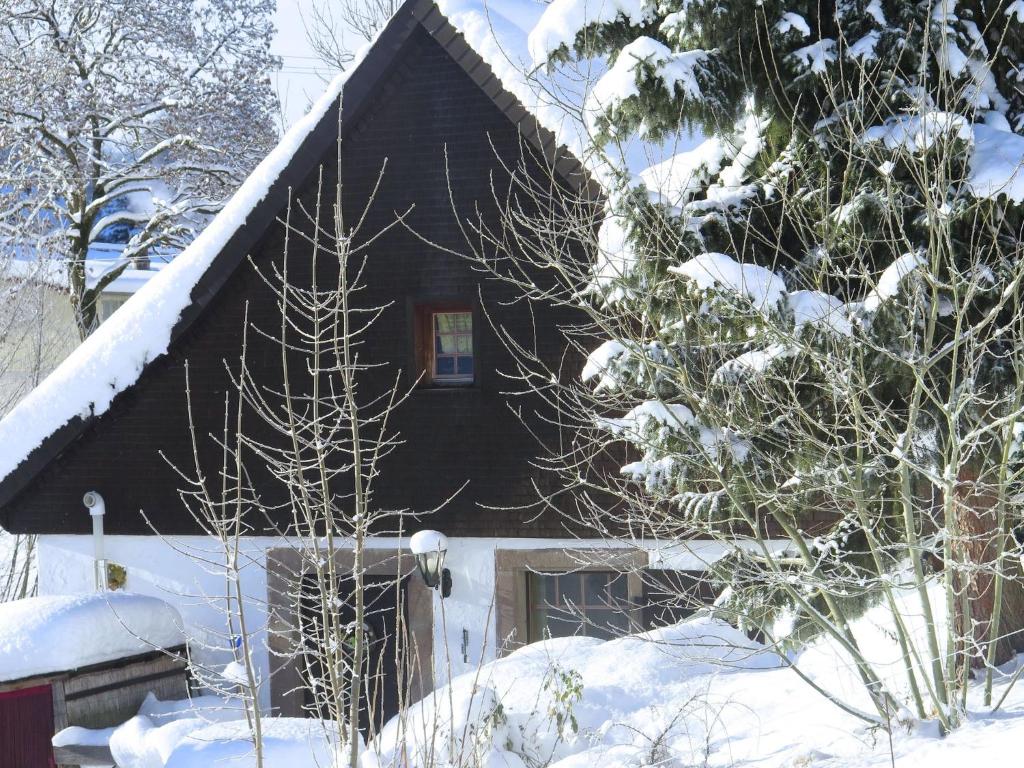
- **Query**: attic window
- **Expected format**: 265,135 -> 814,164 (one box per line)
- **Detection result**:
414,304 -> 475,386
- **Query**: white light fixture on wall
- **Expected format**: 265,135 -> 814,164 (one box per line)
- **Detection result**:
410,529 -> 452,598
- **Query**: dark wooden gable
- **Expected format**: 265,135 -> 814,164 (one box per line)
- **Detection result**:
0,7 -> 585,537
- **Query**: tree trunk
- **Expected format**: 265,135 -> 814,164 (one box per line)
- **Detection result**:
954,464 -> 1024,668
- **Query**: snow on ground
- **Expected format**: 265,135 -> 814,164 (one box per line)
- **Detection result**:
0,592 -> 183,681
377,591 -> 1024,768
53,590 -> 1024,768
57,692 -> 344,768
110,696 -> 339,768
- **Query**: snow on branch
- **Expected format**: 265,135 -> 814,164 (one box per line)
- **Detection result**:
787,39 -> 836,75
587,38 -> 711,129
581,339 -> 630,390
669,252 -> 785,313
862,252 -> 927,313
528,0 -> 655,65
787,290 -> 852,336
863,114 -> 1024,203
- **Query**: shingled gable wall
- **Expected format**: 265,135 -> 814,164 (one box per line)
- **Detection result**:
1,23 -> 584,537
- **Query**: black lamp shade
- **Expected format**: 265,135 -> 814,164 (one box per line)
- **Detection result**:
415,549 -> 446,589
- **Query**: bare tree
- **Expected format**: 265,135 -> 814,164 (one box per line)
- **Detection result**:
0,218 -> 75,602
303,0 -> 402,72
0,0 -> 280,336
162,119 -> 437,763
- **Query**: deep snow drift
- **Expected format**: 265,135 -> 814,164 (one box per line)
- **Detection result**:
54,595 -> 1024,768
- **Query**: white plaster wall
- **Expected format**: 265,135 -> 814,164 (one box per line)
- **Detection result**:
39,534 -> 759,705
39,534 -> 276,709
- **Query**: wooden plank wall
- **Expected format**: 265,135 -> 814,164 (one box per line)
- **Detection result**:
60,650 -> 188,730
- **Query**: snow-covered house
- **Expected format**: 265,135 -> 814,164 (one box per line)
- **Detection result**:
83,244 -> 172,325
0,0 -> 719,721
0,245 -> 168,412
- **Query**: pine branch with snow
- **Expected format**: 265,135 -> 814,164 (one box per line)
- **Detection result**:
467,0 -> 1024,733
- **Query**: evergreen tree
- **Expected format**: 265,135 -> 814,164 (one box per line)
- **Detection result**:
528,0 -> 1024,723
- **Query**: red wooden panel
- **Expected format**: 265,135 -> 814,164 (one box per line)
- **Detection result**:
0,685 -> 56,768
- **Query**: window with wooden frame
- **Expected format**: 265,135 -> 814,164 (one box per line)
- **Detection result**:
526,570 -> 632,641
413,304 -> 474,386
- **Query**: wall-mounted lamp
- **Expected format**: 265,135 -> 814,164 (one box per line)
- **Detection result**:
410,529 -> 452,598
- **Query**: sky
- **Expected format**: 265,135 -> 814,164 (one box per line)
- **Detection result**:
271,0 -> 345,129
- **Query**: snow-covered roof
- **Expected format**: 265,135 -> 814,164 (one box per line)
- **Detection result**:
0,49 -> 355,491
0,592 -> 184,682
0,0 -> 602,501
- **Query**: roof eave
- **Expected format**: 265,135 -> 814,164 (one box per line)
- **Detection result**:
0,0 -> 592,521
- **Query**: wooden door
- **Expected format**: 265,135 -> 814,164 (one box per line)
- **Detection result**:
299,575 -> 409,736
0,684 -> 56,768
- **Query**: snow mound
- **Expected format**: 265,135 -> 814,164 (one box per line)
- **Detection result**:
376,616 -> 780,768
57,692 -> 342,768
56,602 -> 1024,768
0,592 -> 184,681
132,717 -> 339,768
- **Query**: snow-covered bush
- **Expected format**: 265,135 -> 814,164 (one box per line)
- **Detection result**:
375,616 -> 780,768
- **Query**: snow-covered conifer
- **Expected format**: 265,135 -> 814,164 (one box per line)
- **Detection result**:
513,0 -> 1024,726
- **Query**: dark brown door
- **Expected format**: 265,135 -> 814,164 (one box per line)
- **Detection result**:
0,685 -> 56,768
299,575 -> 409,736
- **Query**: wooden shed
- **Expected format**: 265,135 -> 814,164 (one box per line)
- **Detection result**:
0,593 -> 189,768
1,647 -> 188,767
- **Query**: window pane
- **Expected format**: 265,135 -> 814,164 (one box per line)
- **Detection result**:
586,609 -> 629,640
456,335 -> 472,354
456,356 -> 474,376
435,313 -> 455,333
583,572 -> 611,606
545,613 -> 581,639
528,574 -> 549,641
556,574 -> 581,607
607,574 -> 629,602
455,313 -> 472,332
530,573 -> 549,605
436,356 -> 455,375
437,334 -> 458,354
